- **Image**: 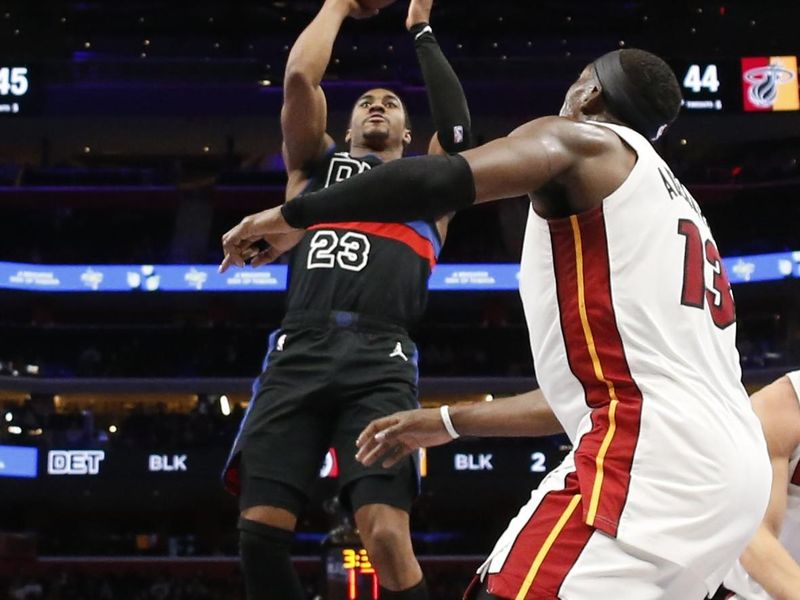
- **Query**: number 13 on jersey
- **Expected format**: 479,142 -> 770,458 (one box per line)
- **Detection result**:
677,219 -> 735,329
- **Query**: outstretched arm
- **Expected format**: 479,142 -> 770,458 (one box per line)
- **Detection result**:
355,389 -> 563,468
738,376 -> 800,600
219,117 -> 597,270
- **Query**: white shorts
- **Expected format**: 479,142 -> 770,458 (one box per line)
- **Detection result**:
475,455 -> 711,599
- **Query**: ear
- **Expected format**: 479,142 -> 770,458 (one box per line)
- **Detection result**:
345,129 -> 352,144
581,85 -> 605,116
402,129 -> 412,146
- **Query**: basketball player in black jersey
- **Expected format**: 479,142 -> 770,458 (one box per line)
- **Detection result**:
221,1 -> 471,598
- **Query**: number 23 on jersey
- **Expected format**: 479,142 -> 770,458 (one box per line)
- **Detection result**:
307,230 -> 371,272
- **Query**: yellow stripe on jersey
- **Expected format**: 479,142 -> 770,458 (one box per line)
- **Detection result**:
515,494 -> 583,600
569,215 -> 620,527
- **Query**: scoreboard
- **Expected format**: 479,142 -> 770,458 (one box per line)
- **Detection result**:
673,55 -> 799,113
0,65 -> 33,115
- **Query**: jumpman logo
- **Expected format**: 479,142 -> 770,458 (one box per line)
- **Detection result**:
389,342 -> 408,362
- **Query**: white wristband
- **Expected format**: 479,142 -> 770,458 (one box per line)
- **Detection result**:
439,404 -> 460,439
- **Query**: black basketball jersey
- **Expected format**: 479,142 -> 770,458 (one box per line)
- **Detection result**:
286,147 -> 442,326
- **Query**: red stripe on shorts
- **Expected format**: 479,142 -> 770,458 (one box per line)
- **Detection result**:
486,472 -> 593,599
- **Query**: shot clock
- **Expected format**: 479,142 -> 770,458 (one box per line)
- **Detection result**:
325,547 -> 380,600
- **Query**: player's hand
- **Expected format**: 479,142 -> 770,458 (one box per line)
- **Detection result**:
406,0 -> 433,30
249,230 -> 306,268
329,0 -> 380,20
219,207 -> 299,273
355,408 -> 453,468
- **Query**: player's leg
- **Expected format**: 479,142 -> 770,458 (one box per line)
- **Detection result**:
238,476 -> 307,600
477,458 -> 708,599
556,532 -> 708,599
228,327 -> 335,600
334,329 -> 428,598
351,482 -> 427,598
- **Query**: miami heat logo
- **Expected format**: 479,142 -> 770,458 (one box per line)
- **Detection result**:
743,64 -> 795,108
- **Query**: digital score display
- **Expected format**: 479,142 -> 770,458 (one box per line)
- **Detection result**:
325,547 -> 379,600
674,60 -> 739,112
0,66 -> 31,115
674,57 -> 800,113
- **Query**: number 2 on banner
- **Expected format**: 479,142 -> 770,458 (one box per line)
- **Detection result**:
677,219 -> 735,329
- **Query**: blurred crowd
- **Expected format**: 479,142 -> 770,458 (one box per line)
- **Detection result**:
0,565 -> 476,600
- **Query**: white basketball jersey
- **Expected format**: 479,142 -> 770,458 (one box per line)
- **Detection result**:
724,370 -> 800,599
518,122 -> 770,587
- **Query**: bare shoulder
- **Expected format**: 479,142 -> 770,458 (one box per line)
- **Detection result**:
509,116 -> 621,157
752,376 -> 800,456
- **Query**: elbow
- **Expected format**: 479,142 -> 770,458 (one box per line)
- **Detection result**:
283,68 -> 317,92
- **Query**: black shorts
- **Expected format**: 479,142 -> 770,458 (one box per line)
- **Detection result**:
223,310 -> 420,515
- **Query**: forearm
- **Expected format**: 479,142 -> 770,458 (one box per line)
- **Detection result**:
284,1 -> 348,86
281,153 -> 476,227
410,23 -> 472,153
741,525 -> 800,600
448,390 -> 563,438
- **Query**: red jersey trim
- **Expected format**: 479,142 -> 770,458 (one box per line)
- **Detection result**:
309,222 -> 437,269
549,207 -> 644,537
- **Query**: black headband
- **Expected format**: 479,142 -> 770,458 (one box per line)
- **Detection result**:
592,50 -> 667,141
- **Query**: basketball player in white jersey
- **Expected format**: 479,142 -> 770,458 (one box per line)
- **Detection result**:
220,48 -> 771,599
715,371 -> 800,600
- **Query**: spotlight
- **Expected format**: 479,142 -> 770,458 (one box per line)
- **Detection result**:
220,395 -> 231,416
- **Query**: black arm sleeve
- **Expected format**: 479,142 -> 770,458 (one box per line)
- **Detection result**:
410,22 -> 472,153
281,153 -> 476,228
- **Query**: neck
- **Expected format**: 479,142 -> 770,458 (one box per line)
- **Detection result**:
348,141 -> 404,162
583,112 -> 625,128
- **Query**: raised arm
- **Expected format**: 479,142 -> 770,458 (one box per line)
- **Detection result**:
407,0 -> 472,155
738,376 -> 800,600
281,0 -> 373,178
354,389 -> 563,468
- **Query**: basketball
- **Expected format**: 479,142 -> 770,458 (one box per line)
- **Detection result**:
356,0 -> 398,11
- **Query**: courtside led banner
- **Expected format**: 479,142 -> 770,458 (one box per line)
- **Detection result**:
741,56 -> 799,111
0,445 -> 38,478
0,252 -> 797,293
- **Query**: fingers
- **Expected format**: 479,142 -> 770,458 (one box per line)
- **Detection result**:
250,246 -> 284,268
218,253 -> 235,274
356,422 -> 403,466
356,416 -> 400,449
